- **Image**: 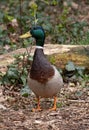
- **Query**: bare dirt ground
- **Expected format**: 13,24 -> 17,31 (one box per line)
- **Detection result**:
0,81 -> 89,130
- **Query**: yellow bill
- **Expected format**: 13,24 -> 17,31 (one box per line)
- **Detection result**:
19,31 -> 32,38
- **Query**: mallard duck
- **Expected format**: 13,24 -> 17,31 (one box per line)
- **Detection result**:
20,26 -> 63,111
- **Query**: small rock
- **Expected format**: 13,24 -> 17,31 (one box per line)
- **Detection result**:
71,2 -> 78,9
69,82 -> 75,87
88,91 -> 89,96
34,120 -> 43,124
0,104 -> 7,110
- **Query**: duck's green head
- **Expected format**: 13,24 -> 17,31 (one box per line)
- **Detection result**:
20,26 -> 45,47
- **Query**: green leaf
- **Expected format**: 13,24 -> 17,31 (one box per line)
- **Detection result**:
57,102 -> 63,108
76,66 -> 85,71
21,75 -> 27,86
7,67 -> 19,79
2,74 -> 10,85
75,91 -> 83,97
65,61 -> 75,71
20,85 -> 31,97
3,13 -> 14,23
28,56 -> 33,61
76,66 -> 85,76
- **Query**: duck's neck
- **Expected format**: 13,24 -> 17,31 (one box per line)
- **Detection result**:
36,38 -> 44,47
35,46 -> 44,57
30,44 -> 55,83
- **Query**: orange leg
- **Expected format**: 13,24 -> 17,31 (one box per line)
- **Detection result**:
32,97 -> 42,112
49,96 -> 57,111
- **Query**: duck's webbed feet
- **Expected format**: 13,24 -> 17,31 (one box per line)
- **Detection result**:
49,96 -> 57,111
32,97 -> 42,112
32,96 -> 57,112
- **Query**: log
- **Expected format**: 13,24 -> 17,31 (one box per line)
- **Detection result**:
0,44 -> 89,73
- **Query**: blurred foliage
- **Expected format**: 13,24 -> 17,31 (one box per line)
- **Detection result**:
0,53 -> 32,89
0,0 -> 89,54
52,6 -> 89,44
63,61 -> 89,85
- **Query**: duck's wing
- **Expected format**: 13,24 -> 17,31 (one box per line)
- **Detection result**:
30,49 -> 54,83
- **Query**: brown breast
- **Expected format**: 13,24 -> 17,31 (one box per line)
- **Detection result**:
30,49 -> 54,83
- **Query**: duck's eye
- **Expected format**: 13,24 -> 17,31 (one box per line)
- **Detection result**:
33,27 -> 36,30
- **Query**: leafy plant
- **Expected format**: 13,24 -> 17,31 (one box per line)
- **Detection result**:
78,31 -> 89,45
20,85 -> 31,97
64,61 -> 88,83
65,61 -> 76,71
53,6 -> 70,44
29,1 -> 38,25
52,3 -> 89,45
1,53 -> 32,89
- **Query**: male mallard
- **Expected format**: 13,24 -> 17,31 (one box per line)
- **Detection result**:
20,26 -> 63,111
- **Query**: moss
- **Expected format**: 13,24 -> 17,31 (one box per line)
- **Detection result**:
48,52 -> 89,70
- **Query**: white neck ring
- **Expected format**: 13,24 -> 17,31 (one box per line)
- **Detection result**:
36,46 -> 43,49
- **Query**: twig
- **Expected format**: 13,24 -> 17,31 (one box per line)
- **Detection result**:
26,43 -> 33,58
69,99 -> 89,103
19,0 -> 23,34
